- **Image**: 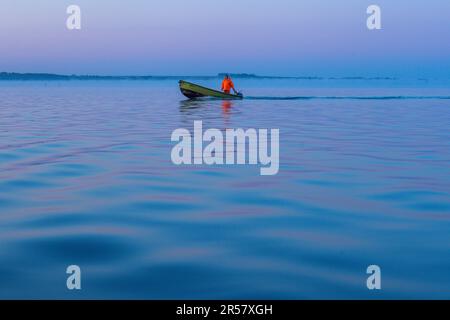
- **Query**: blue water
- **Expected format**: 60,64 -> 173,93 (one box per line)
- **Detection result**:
0,79 -> 449,299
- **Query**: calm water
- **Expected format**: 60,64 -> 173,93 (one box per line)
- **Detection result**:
0,79 -> 449,299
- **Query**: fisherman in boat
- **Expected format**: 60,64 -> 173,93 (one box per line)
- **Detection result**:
221,74 -> 238,95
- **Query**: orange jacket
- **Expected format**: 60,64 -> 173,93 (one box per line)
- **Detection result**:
221,78 -> 235,92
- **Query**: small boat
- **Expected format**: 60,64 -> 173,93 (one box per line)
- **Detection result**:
179,80 -> 243,100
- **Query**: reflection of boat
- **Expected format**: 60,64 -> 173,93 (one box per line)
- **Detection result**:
222,100 -> 232,114
179,80 -> 243,100
179,99 -> 206,111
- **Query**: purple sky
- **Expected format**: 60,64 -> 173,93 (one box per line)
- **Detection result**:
1,0 -> 450,76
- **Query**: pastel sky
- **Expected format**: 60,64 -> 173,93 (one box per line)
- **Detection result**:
1,0 -> 450,76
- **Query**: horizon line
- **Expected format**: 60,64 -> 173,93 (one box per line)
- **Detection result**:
0,72 -> 434,81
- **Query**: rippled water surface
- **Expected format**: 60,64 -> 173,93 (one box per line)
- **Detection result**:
0,80 -> 449,299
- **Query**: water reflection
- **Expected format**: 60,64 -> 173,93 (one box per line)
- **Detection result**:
3,82 -> 450,298
179,99 -> 235,126
221,100 -> 233,126
179,99 -> 206,112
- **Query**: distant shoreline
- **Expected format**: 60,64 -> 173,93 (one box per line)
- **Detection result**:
0,72 -> 400,81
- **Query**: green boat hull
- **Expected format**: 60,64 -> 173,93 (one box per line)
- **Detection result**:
179,80 -> 243,100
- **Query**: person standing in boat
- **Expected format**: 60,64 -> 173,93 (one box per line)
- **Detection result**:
221,74 -> 238,95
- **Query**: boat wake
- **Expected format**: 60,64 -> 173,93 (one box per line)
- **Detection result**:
245,96 -> 450,100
